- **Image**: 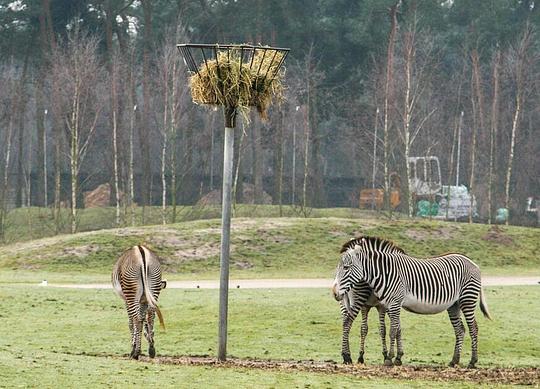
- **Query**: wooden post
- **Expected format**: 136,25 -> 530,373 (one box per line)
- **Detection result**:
218,107 -> 236,361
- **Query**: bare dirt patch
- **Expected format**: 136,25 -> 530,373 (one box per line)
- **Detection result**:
61,244 -> 100,257
405,226 -> 457,241
482,225 -> 514,246
134,355 -> 539,385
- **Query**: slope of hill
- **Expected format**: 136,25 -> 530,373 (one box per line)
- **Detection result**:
0,216 -> 538,283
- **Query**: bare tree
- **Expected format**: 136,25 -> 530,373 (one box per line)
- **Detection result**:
155,29 -> 188,224
140,0 -> 153,223
51,30 -> 105,233
290,42 -> 324,214
469,48 -> 485,223
504,25 -> 534,225
395,13 -> 437,217
0,65 -> 16,241
488,48 -> 501,224
382,1 -> 400,213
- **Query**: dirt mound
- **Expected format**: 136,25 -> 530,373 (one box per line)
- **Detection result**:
84,183 -> 125,208
137,355 -> 539,385
482,225 -> 514,246
84,183 -> 111,208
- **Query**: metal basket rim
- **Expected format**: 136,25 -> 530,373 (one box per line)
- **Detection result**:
177,43 -> 290,52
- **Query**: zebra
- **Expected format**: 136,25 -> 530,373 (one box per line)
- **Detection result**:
337,237 -> 406,365
332,236 -> 492,368
112,245 -> 167,360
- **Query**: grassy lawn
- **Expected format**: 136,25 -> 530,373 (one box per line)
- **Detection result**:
0,214 -> 538,284
0,285 -> 538,387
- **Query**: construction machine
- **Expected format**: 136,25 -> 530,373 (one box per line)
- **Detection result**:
359,156 -> 476,219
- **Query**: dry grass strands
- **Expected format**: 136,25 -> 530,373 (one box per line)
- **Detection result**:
189,48 -> 285,120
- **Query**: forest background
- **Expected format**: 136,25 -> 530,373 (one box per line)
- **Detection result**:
0,0 -> 539,236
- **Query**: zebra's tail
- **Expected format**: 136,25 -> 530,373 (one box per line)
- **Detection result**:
479,287 -> 492,320
137,246 -> 166,330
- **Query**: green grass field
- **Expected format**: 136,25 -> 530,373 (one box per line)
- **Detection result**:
0,208 -> 538,387
0,285 -> 538,387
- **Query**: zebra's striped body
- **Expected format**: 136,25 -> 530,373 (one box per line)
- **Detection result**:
333,236 -> 491,368
112,245 -> 166,359
337,237 -> 405,364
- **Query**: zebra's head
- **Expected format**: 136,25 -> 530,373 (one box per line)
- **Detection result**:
332,245 -> 363,306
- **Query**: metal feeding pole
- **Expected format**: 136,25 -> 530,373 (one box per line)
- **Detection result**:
177,44 -> 289,361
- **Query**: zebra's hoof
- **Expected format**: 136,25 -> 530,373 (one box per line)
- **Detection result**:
448,360 -> 459,367
394,358 -> 402,366
467,362 -> 477,369
357,355 -> 365,364
342,353 -> 353,364
130,351 -> 140,360
149,345 -> 156,358
384,358 -> 393,367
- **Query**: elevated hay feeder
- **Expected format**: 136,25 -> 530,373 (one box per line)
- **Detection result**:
177,43 -> 289,362
177,44 -> 289,123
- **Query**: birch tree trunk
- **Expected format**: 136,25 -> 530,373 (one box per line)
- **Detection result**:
251,113 -> 263,203
105,4 -> 122,227
128,45 -> 137,226
161,76 -> 169,225
140,0 -> 153,223
504,26 -> 531,225
129,103 -> 136,226
469,49 -> 485,224
54,117 -> 62,234
170,60 -> 179,224
302,90 -> 310,213
69,78 -> 80,234
0,103 -> 15,242
403,31 -> 414,218
488,49 -> 501,225
383,1 -> 400,213
505,95 -> 521,225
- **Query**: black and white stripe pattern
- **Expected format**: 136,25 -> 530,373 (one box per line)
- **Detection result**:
337,237 -> 405,364
333,236 -> 492,368
112,245 -> 166,359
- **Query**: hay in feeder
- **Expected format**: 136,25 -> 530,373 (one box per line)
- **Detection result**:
189,48 -> 285,120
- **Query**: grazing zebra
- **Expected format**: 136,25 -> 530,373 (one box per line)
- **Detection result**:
332,236 -> 492,368
337,237 -> 406,365
112,245 -> 166,360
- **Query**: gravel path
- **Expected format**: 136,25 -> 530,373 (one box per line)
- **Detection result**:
44,276 -> 540,289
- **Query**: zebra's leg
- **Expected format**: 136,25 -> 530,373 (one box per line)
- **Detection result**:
461,300 -> 479,368
145,307 -> 156,358
358,305 -> 370,364
127,314 -> 134,356
394,315 -> 404,366
447,302 -> 465,367
385,305 -> 401,367
341,311 -> 355,364
376,305 -> 389,363
129,303 -> 143,360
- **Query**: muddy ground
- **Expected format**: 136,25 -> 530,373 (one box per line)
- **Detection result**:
132,355 -> 540,385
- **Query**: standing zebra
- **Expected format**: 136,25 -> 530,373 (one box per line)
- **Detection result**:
333,236 -> 492,368
337,237 -> 406,365
112,245 -> 166,360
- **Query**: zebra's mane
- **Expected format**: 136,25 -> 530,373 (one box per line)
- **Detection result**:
339,236 -> 405,254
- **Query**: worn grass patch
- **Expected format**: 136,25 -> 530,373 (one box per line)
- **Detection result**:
0,285 -> 538,387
